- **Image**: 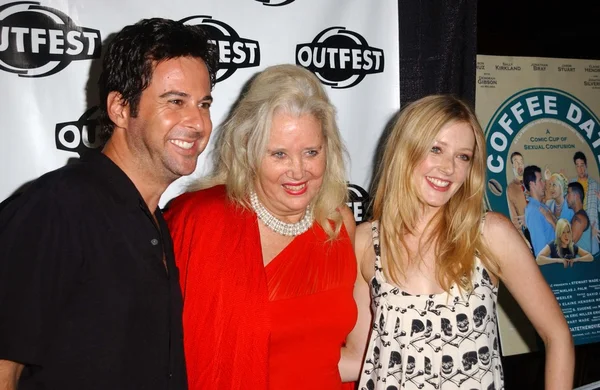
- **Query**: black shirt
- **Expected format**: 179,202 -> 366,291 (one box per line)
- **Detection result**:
548,241 -> 579,259
0,152 -> 186,389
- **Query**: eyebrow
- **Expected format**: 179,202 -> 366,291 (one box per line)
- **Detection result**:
159,90 -> 213,102
434,140 -> 474,152
266,145 -> 324,152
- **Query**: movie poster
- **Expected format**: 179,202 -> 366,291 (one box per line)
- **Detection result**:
477,55 -> 600,354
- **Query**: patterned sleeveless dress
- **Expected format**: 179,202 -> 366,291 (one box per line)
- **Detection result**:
358,222 -> 504,390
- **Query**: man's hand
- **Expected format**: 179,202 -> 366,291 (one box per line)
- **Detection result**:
512,214 -> 525,229
0,359 -> 24,390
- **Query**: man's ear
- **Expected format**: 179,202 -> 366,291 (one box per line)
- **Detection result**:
107,91 -> 130,129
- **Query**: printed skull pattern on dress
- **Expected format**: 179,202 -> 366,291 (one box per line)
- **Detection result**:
358,222 -> 504,390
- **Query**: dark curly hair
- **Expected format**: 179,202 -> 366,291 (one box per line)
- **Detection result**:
573,151 -> 587,166
97,18 -> 219,142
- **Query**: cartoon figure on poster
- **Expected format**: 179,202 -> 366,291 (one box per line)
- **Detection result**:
535,218 -> 593,267
544,173 -> 574,223
522,165 -> 554,256
484,87 -> 600,345
571,151 -> 600,254
519,154 -> 599,260
506,151 -> 532,247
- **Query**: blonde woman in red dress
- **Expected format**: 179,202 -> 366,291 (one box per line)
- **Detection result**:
165,64 -> 358,389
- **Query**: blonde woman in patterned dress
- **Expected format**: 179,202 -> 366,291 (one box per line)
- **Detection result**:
339,95 -> 574,389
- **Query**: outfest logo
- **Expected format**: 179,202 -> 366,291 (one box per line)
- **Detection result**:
347,183 -> 370,223
180,15 -> 260,83
485,87 -> 600,216
55,106 -> 102,155
0,1 -> 101,77
255,0 -> 296,6
296,27 -> 384,89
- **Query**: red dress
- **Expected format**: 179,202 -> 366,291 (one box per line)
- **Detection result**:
165,185 -> 357,389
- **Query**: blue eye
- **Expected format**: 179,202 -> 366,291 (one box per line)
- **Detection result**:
458,154 -> 472,162
306,149 -> 319,157
431,146 -> 441,154
272,151 -> 285,158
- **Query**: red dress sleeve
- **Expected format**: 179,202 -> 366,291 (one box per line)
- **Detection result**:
165,186 -> 270,390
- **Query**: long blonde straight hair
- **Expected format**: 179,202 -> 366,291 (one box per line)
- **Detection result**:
372,95 -> 499,292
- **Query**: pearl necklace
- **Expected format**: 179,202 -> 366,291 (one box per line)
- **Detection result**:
554,199 -> 564,216
250,191 -> 313,236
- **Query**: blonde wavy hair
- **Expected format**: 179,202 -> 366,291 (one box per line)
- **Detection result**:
372,95 -> 499,292
198,64 -> 348,239
549,172 -> 568,200
554,218 -> 574,258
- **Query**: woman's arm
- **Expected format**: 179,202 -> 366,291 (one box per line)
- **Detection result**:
483,212 -> 574,390
339,218 -> 373,382
536,245 -> 568,267
574,247 -> 593,263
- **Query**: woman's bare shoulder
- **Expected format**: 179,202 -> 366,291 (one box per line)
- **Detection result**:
482,211 -> 514,236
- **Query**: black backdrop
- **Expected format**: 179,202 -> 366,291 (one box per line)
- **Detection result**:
398,0 -> 600,388
399,0 -> 477,107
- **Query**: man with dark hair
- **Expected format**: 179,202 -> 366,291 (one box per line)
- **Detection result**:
572,151 -> 599,254
567,182 -> 592,252
524,165 -> 554,256
0,18 -> 218,389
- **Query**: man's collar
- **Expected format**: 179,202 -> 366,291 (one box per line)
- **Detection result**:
80,151 -> 148,210
528,196 -> 542,205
